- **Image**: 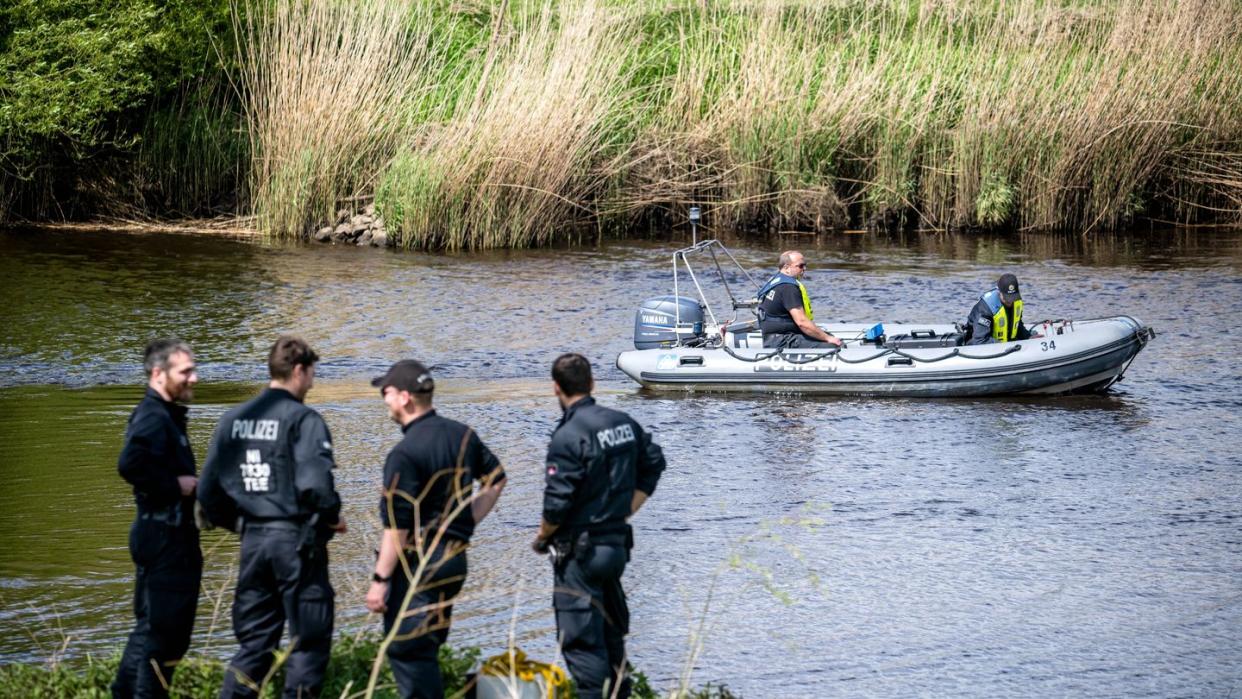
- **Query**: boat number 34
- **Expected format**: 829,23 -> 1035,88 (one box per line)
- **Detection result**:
1040,340 -> 1057,351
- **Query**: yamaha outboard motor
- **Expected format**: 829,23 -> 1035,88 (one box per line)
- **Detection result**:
634,296 -> 705,349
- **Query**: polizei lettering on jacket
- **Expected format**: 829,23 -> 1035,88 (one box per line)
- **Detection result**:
596,423 -> 635,450
232,419 -> 279,441
239,449 -> 272,492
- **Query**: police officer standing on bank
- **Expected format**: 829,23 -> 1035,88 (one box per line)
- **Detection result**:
365,360 -> 506,699
532,354 -> 666,699
113,339 -> 204,699
198,336 -> 345,699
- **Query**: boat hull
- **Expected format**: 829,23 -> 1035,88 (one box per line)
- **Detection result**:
616,317 -> 1154,397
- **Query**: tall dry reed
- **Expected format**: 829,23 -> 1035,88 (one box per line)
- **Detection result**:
234,0 -> 446,238
237,0 -> 1242,245
377,0 -> 640,250
626,0 -> 1242,233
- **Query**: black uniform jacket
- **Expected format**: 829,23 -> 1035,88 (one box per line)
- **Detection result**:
543,397 -> 665,535
965,296 -> 1031,345
118,388 -> 197,521
198,387 -> 341,529
379,410 -> 505,544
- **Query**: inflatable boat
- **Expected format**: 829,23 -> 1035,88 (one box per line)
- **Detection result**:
615,239 -> 1155,396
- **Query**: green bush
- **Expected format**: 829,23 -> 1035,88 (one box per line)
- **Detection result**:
0,639 -> 481,698
0,641 -> 741,698
0,0 -> 233,218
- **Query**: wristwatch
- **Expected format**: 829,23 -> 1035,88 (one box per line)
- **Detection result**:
372,572 -> 391,583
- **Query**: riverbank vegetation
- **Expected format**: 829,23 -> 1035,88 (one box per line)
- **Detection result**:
0,636 -> 739,698
0,636 -> 466,698
3,0 -> 1241,247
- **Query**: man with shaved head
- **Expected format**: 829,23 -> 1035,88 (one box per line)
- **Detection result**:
755,250 -> 842,349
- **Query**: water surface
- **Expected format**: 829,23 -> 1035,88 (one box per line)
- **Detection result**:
0,227 -> 1239,697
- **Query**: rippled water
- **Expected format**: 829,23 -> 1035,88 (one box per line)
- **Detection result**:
0,227 -> 1239,696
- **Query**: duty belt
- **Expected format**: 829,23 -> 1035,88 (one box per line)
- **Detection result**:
555,521 -> 629,542
241,514 -> 323,558
243,519 -> 302,532
138,506 -> 184,527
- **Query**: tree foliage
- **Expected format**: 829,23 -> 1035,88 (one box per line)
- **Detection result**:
0,0 -> 231,216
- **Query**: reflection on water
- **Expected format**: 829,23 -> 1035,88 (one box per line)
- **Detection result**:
0,227 -> 1240,696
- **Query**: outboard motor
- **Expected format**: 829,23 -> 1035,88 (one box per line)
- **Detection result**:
634,296 -> 705,349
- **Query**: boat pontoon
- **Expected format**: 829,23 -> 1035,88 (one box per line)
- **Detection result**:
615,239 -> 1155,396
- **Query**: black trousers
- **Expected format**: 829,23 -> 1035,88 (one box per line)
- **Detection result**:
762,332 -> 836,349
553,537 -> 629,699
112,520 -> 202,699
382,540 -> 468,699
219,523 -> 334,699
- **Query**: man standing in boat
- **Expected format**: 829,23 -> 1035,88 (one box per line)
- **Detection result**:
532,353 -> 666,699
757,250 -> 843,349
965,273 -> 1031,345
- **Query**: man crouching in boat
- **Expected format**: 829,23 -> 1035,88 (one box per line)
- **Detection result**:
965,273 -> 1032,345
757,250 -> 843,349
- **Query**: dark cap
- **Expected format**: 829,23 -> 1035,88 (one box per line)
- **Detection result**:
996,273 -> 1021,301
370,359 -> 434,394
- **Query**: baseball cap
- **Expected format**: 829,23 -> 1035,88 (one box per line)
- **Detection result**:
370,359 -> 434,394
996,273 -> 1021,302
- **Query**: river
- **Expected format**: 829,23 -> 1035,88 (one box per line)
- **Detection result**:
0,226 -> 1239,697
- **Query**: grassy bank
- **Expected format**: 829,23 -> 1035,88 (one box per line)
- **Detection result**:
0,636 -> 462,699
0,636 -> 738,698
4,0 -> 1241,246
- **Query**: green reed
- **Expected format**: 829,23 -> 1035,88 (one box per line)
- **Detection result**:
234,0 -> 1242,246
135,78 -> 249,217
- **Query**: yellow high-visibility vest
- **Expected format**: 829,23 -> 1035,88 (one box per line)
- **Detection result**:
982,289 -> 1024,343
758,273 -> 814,321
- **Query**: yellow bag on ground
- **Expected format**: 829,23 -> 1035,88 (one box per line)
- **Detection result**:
476,648 -> 569,699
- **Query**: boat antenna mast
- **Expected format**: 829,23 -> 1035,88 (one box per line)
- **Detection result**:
671,205 -> 761,340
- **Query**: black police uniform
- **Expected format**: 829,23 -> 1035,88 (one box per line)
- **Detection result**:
198,388 -> 341,699
112,388 -> 203,699
379,410 -> 504,699
543,397 -> 665,699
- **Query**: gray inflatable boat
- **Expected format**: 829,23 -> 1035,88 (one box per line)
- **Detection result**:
614,239 -> 1156,397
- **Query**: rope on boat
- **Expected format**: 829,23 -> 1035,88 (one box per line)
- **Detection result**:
1105,326 -> 1156,386
717,338 -> 1022,365
892,345 -> 1023,363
